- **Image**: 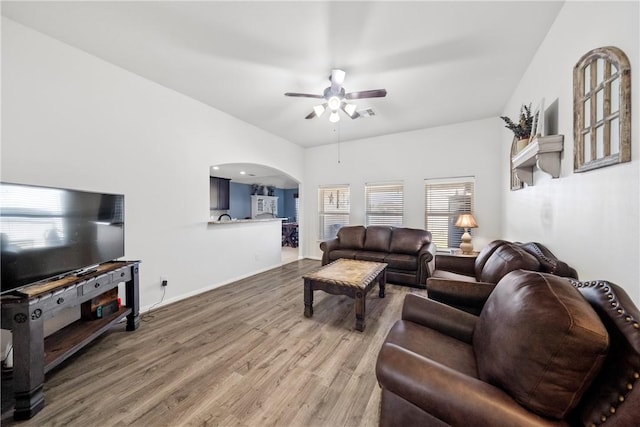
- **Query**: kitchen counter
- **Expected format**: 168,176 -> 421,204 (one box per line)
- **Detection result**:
208,217 -> 286,225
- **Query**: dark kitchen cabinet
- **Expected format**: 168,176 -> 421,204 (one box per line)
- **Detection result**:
210,177 -> 230,210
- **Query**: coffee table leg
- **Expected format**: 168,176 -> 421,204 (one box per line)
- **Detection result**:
304,279 -> 313,317
379,270 -> 386,298
355,290 -> 365,332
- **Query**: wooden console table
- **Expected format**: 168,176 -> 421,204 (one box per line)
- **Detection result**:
0,261 -> 140,420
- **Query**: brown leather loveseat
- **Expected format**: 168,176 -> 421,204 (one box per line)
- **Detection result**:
427,240 -> 578,314
376,270 -> 640,426
320,225 -> 436,288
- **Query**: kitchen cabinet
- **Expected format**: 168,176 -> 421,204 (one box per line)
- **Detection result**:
210,177 -> 230,210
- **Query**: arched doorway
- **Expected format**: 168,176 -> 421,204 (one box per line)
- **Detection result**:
209,163 -> 301,264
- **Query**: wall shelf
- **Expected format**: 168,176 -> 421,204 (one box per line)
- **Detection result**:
512,135 -> 564,185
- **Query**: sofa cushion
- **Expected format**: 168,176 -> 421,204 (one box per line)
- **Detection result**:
384,253 -> 418,271
329,249 -> 358,261
363,226 -> 392,252
384,320 -> 478,378
473,270 -> 609,419
431,269 -> 477,282
337,226 -> 365,250
354,251 -> 388,263
389,228 -> 430,255
478,243 -> 540,283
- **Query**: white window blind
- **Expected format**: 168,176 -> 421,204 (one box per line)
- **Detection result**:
424,177 -> 475,250
365,182 -> 404,227
318,185 -> 350,240
0,185 -> 65,249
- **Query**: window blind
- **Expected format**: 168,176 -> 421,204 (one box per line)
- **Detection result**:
318,185 -> 350,239
365,182 -> 404,227
0,185 -> 65,249
424,177 -> 475,249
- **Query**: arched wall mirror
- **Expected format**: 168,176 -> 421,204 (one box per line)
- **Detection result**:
573,46 -> 631,172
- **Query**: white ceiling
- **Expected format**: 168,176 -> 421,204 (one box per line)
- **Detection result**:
2,1 -> 565,149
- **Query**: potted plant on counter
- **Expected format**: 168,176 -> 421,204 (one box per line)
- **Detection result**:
500,104 -> 534,152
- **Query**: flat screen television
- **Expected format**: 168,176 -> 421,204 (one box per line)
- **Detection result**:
1,182 -> 125,294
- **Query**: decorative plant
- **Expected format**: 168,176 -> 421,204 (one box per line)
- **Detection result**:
500,104 -> 534,140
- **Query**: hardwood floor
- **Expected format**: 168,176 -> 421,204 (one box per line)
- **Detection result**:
2,259 -> 427,427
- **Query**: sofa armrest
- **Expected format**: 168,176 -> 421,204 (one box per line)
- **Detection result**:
319,238 -> 340,265
426,278 -> 496,315
376,344 -> 566,427
434,253 -> 476,277
416,242 -> 437,285
401,294 -> 476,343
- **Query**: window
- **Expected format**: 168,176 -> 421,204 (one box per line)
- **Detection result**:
294,194 -> 299,223
365,182 -> 403,226
425,177 -> 475,250
318,185 -> 350,240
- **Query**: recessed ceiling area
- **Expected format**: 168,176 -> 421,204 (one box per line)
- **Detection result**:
210,163 -> 299,190
1,1 -> 565,147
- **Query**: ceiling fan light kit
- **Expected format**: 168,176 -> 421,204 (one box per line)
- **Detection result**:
313,104 -> 326,117
285,69 -> 387,123
327,96 -> 341,111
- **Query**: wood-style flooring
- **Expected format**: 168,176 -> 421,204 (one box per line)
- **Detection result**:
1,259 -> 427,427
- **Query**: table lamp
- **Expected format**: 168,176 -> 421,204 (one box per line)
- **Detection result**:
455,213 -> 478,254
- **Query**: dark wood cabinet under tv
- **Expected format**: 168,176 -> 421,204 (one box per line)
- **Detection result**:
0,261 -> 140,420
210,176 -> 230,210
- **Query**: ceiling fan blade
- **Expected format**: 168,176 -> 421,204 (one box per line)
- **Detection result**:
345,89 -> 387,100
284,92 -> 325,99
305,110 -> 317,119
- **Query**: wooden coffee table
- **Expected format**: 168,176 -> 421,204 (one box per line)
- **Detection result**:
303,259 -> 387,332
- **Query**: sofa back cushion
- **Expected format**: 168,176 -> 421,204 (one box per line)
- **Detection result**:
473,270 -> 609,419
474,240 -> 509,279
363,226 -> 392,252
389,228 -> 430,255
478,243 -> 540,283
336,225 -> 366,250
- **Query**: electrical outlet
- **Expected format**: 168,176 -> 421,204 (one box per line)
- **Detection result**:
160,277 -> 168,287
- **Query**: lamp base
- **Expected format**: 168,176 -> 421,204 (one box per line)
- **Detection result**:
459,229 -> 474,255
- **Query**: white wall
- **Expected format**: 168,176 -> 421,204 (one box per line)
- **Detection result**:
303,118 -> 503,259
1,18 -> 305,312
501,1 -> 639,302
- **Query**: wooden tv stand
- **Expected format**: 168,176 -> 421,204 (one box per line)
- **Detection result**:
0,261 -> 140,420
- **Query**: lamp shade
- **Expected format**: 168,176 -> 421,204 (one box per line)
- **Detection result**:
455,213 -> 478,228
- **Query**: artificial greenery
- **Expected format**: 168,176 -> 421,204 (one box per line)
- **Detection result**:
500,104 -> 534,139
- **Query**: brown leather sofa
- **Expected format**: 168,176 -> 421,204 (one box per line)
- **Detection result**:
320,225 -> 436,288
427,240 -> 578,314
376,270 -> 640,426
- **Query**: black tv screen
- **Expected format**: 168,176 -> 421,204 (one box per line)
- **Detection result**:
1,182 -> 125,294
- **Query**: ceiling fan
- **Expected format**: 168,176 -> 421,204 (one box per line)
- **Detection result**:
285,69 -> 387,123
